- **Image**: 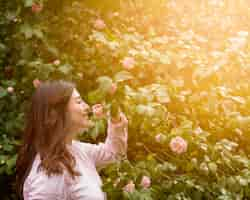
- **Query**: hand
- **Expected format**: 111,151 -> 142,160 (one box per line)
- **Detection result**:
108,112 -> 128,130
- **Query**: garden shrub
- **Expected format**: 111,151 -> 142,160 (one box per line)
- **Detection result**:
1,0 -> 250,199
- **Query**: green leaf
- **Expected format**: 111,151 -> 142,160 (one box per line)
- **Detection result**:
0,43 -> 6,52
1,80 -> 16,87
0,87 -> 7,98
208,162 -> 217,174
24,0 -> 35,7
6,155 -> 17,169
90,124 -> 100,140
33,28 -> 44,39
58,63 -> 73,74
89,120 -> 105,140
114,71 -> 134,83
87,89 -> 105,104
136,104 -> 155,116
45,44 -> 59,56
3,144 -> 13,152
236,176 -> 248,186
159,54 -> 170,64
20,23 -> 33,39
97,76 -> 113,92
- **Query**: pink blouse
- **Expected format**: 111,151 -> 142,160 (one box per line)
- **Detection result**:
23,119 -> 128,200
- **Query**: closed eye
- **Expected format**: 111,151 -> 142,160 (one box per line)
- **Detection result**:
75,97 -> 83,104
77,99 -> 83,104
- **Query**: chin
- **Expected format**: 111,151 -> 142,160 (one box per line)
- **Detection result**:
79,125 -> 89,132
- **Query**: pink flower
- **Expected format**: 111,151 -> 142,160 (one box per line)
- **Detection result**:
92,104 -> 105,118
53,59 -> 60,66
123,181 -> 135,193
31,3 -> 43,13
121,57 -> 135,70
155,133 -> 166,143
140,176 -> 151,189
94,19 -> 106,30
109,83 -> 117,95
169,136 -> 188,154
7,86 -> 14,93
33,79 -> 41,88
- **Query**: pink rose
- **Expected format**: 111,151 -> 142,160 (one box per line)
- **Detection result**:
53,59 -> 60,66
92,104 -> 105,118
155,133 -> 166,143
123,180 -> 135,193
169,136 -> 188,154
140,176 -> 151,189
121,57 -> 135,70
7,86 -> 14,93
33,79 -> 41,88
31,3 -> 43,13
109,83 -> 117,95
94,19 -> 106,30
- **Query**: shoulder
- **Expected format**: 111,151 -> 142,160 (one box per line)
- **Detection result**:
23,155 -> 66,199
71,140 -> 101,162
72,140 -> 97,153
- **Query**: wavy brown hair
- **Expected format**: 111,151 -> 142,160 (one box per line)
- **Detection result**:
16,80 -> 80,198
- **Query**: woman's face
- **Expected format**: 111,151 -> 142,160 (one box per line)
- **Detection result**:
66,88 -> 93,134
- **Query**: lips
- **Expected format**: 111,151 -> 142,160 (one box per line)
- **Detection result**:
82,110 -> 93,118
81,111 -> 88,119
87,110 -> 93,118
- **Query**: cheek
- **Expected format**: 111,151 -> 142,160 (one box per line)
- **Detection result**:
68,104 -> 82,122
72,105 -> 83,118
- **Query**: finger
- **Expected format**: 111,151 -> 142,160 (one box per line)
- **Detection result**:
107,110 -> 111,118
107,112 -> 112,125
120,112 -> 128,125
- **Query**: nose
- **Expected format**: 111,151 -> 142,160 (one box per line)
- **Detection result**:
82,102 -> 93,117
82,101 -> 90,110
81,101 -> 90,112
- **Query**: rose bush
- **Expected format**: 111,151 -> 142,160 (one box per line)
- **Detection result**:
2,0 -> 250,199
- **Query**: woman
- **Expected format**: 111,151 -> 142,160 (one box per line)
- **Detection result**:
16,80 -> 128,200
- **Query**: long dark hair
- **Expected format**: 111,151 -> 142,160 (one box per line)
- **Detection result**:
16,80 -> 80,198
